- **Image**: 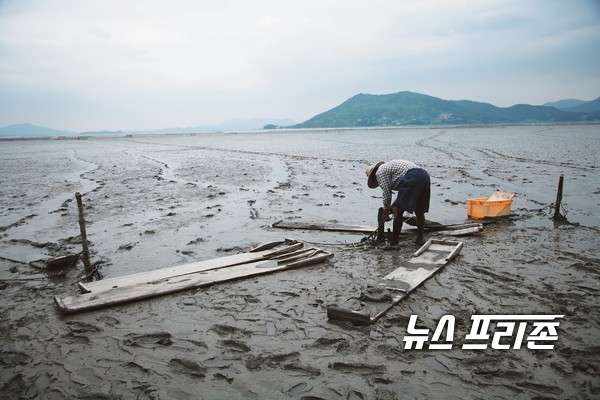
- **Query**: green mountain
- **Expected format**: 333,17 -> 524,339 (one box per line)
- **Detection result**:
294,91 -> 600,128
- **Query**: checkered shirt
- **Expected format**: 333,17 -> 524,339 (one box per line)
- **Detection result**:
375,159 -> 420,211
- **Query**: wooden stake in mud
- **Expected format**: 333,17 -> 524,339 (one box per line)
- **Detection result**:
553,174 -> 565,221
75,192 -> 92,273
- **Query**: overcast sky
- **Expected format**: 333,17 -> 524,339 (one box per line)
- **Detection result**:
0,0 -> 599,131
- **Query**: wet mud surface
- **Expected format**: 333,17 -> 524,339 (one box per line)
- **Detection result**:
0,125 -> 599,399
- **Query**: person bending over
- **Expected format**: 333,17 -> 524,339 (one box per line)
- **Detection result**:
365,159 -> 431,245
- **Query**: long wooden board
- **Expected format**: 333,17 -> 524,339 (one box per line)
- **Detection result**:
78,239 -> 303,294
272,220 -> 483,236
54,242 -> 333,314
272,220 -> 375,233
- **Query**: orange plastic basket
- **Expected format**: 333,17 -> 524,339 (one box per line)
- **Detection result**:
466,197 -> 513,219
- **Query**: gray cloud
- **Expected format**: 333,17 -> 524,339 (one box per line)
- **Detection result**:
0,0 -> 598,131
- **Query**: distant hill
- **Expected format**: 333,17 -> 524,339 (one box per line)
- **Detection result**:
0,118 -> 297,138
562,97 -> 600,113
3,95 -> 599,137
0,123 -> 77,137
294,91 -> 600,128
543,99 -> 587,110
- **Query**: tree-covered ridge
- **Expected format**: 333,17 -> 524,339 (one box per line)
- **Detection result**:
294,91 -> 600,128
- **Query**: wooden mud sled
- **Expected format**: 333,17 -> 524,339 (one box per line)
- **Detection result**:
54,239 -> 333,314
327,239 -> 463,326
272,217 -> 483,237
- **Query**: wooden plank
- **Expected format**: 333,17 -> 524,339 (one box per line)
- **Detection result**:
55,250 -> 333,314
381,240 -> 463,295
272,220 -> 375,233
250,239 -> 289,252
327,240 -> 463,325
374,263 -> 440,293
412,239 -> 433,257
58,259 -> 276,313
272,219 -> 483,236
445,241 -> 464,261
405,241 -> 462,265
423,222 -> 483,232
79,239 -> 303,293
269,248 -> 323,264
435,225 -> 483,236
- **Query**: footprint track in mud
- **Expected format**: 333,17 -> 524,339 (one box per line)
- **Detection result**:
244,351 -> 300,370
219,339 -> 251,353
418,131 -> 596,198
328,361 -> 387,375
208,323 -> 252,337
66,321 -> 103,334
417,132 -> 468,162
0,350 -> 32,366
122,332 -> 173,347
0,213 -> 37,232
127,137 -> 368,168
476,147 -> 594,171
168,358 -> 207,377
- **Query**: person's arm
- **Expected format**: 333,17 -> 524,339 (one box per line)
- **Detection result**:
378,169 -> 393,215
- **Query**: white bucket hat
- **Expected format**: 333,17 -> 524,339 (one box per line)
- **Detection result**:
365,161 -> 384,188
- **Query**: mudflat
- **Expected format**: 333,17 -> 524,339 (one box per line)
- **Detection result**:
1,125 -> 598,399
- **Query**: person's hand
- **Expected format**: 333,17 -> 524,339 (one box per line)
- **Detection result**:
384,207 -> 393,221
389,205 -> 397,219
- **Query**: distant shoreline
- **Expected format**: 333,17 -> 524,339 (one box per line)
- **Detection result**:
1,121 -> 599,142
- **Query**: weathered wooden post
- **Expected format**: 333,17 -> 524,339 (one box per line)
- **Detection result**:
553,174 -> 565,221
75,192 -> 92,273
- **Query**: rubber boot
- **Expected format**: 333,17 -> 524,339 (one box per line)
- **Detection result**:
376,207 -> 385,243
415,212 -> 425,245
391,208 -> 404,245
